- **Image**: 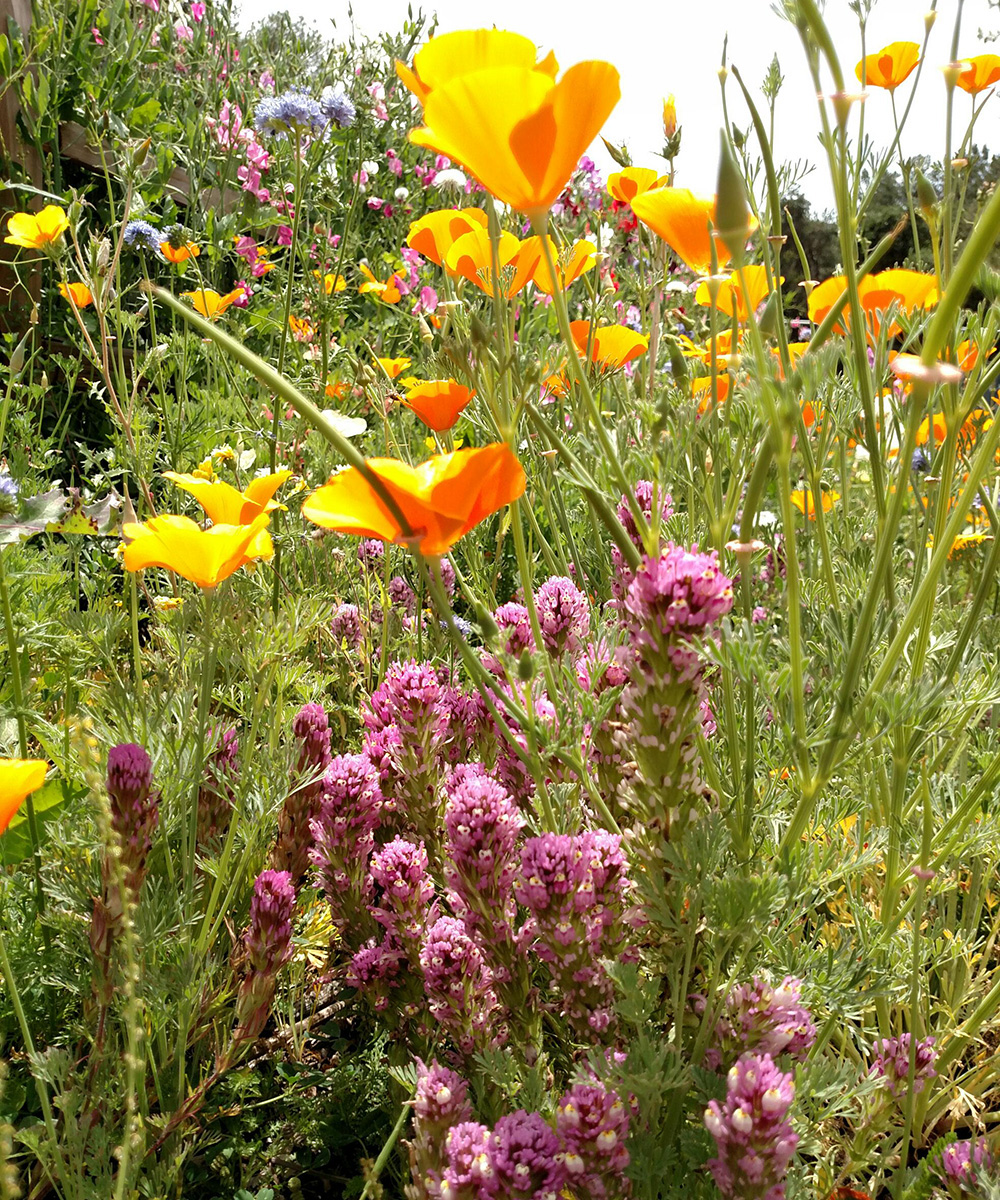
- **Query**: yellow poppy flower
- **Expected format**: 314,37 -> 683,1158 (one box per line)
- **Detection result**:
358,263 -> 403,304
695,264 -> 778,322
160,241 -> 200,264
444,226 -> 538,298
403,379 -> 475,432
181,287 -> 244,319
569,321 -> 648,370
313,270 -> 347,293
521,236 -> 598,294
407,208 -> 489,266
396,29 -> 558,104
404,30 -> 620,219
376,356 -> 412,379
162,469 -> 291,525
630,188 -> 758,275
4,205 -> 70,250
122,512 -> 274,588
302,443 -> 525,557
0,759 -> 48,835
607,167 -> 666,205
957,54 -> 1000,95
790,488 -> 839,518
855,41 -> 920,90
663,94 -> 677,139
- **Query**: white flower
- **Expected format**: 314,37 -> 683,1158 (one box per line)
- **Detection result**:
394,186 -> 409,201
434,168 -> 467,189
362,159 -> 379,175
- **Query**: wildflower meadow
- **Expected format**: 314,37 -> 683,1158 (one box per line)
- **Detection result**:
3,1 -> 1000,1197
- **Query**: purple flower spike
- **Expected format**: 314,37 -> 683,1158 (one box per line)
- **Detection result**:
494,602 -> 534,657
236,869 -> 297,1040
490,1110 -> 565,1200
937,1139 -> 993,1190
198,725 -> 238,846
331,602 -> 363,648
106,742 -> 158,891
871,1033 -> 937,1098
704,1053 -> 798,1200
713,977 -> 816,1069
273,703 -> 332,883
555,1082 -> 631,1199
419,915 -> 502,1053
443,1122 -> 495,1198
534,576 -> 589,659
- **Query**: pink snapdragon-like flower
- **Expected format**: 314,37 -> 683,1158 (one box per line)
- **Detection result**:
191,1 -> 206,20
515,831 -> 629,1036
534,575 -> 589,659
92,26 -> 104,43
371,836 -> 435,949
704,1053 -> 798,1200
272,702 -> 331,883
368,81 -> 389,122
236,869 -> 296,1039
555,1082 -> 631,1199
490,1110 -> 565,1200
871,1033 -> 937,1098
712,977 -> 817,1069
419,915 -> 502,1053
174,20 -> 193,41
937,1139 -> 993,1190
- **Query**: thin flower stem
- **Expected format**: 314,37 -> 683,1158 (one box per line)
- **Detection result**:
0,546 -> 46,923
185,587 -> 217,910
360,1098 -> 411,1200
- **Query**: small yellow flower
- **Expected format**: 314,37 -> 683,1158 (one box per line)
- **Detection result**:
4,205 -> 70,251
152,595 -> 185,612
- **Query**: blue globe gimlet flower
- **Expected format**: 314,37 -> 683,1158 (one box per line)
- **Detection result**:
254,89 -> 327,139
122,219 -> 163,251
320,86 -> 356,129
0,472 -> 19,517
912,447 -> 931,474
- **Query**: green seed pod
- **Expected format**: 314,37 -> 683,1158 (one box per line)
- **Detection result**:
517,649 -> 534,682
715,131 -> 750,267
476,603 -> 499,644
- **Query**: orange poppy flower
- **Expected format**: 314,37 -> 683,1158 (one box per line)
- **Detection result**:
181,287 -> 244,320
957,54 -> 1000,94
289,314 -> 315,340
396,29 -> 558,104
807,272 -> 937,341
359,263 -> 403,304
160,240 -> 200,264
695,264 -> 778,321
58,281 -> 93,307
4,205 -> 69,250
606,167 -> 665,205
313,270 -> 347,293
301,442 -> 526,557
692,373 -> 730,414
407,207 -> 489,266
541,371 -> 570,398
630,187 -> 758,275
326,381 -> 349,400
0,759 -> 48,836
569,320 -> 648,371
403,379 -> 475,431
951,338 -> 994,372
405,31 -> 620,219
122,512 -> 274,588
800,398 -> 822,427
521,235 -> 598,294
377,356 -> 412,379
855,41 -> 920,90
162,469 -> 291,525
444,227 -> 539,298
790,488 -> 839,517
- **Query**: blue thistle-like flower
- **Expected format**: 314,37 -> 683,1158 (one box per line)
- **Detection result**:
320,86 -> 356,129
254,88 -> 327,139
0,473 -> 19,517
912,447 -> 931,473
122,219 -> 163,250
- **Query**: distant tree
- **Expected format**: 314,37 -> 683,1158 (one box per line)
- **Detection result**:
779,190 -> 840,321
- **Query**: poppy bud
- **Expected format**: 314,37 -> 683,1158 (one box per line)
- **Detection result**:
662,95 -> 677,140
476,603 -> 499,644
8,336 -> 27,376
715,132 -> 750,268
517,648 -> 534,682
915,170 -> 938,221
757,290 -> 781,337
601,136 -> 631,168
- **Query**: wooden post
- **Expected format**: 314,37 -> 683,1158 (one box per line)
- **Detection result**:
0,0 -> 42,335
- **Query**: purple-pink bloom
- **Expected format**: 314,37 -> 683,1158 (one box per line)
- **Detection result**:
490,1110 -> 565,1200
713,977 -> 816,1068
494,602 -> 534,657
871,1033 -> 937,1098
534,576 -> 589,659
106,742 -> 158,892
246,868 -> 296,975
443,1122 -> 495,1198
937,1139 -> 993,1189
555,1082 -> 631,1199
197,725 -> 238,845
419,915 -> 501,1053
331,601 -> 363,648
704,1053 -> 798,1200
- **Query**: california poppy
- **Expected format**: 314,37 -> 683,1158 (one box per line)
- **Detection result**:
181,287 -> 244,319
407,207 -> 489,266
376,356 -> 412,379
607,168 -> 665,205
314,270 -> 347,293
444,226 -> 538,298
4,205 -> 69,250
403,30 -> 620,219
522,236 -> 598,294
289,314 -> 315,340
808,272 -> 937,341
326,381 -> 349,400
58,281 -> 93,307
791,488 -> 839,517
855,41 -> 920,90
359,263 -> 403,304
679,329 -> 739,365
695,264 -> 777,321
569,320 -> 648,371
957,54 -> 1000,94
160,240 -> 200,264
122,512 -> 274,588
692,373 -> 730,413
301,442 -> 526,557
663,95 -> 677,139
0,758 -> 48,835
162,469 -> 291,524
396,29 -> 558,104
403,379 -> 475,431
630,188 -> 758,275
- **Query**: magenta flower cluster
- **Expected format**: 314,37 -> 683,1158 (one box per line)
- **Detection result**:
236,868 -> 296,1040
274,701 -> 332,882
612,481 -> 675,603
515,831 -> 630,1034
871,1033 -> 937,1097
936,1139 -> 993,1191
534,575 -> 589,659
408,1060 -> 631,1200
105,742 -> 159,894
198,724 -> 238,846
704,1053 -> 798,1200
711,977 -> 817,1069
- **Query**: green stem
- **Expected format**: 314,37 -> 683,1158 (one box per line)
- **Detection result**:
185,587 -> 217,909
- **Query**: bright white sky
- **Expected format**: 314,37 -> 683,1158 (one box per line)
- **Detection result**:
236,0 -> 1000,214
